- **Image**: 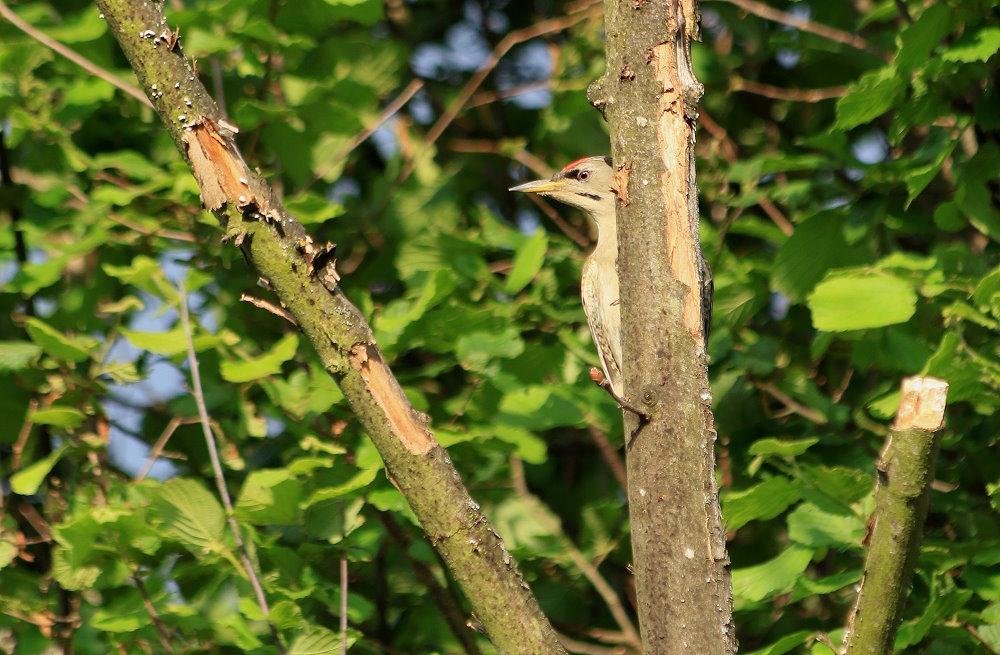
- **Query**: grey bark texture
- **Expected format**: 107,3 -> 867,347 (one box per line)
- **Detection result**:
95,1 -> 567,652
589,0 -> 737,653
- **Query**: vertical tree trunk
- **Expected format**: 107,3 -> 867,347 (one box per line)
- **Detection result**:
589,1 -> 736,652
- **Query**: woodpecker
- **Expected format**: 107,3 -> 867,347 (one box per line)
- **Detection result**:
510,156 -> 713,403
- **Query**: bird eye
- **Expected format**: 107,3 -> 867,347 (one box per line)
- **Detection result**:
579,170 -> 590,181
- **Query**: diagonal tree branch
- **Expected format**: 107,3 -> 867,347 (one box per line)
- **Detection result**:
94,1 -> 565,652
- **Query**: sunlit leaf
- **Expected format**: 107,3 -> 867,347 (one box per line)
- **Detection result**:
221,333 -> 300,383
151,479 -> 226,557
808,273 -> 917,331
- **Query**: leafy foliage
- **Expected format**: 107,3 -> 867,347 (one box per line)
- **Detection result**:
1,0 -> 999,653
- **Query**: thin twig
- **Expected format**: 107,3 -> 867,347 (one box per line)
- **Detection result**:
240,293 -> 298,326
893,0 -> 913,24
448,138 -> 552,178
529,194 -> 592,248
11,399 -> 38,470
730,77 -> 847,102
557,632 -> 629,655
758,380 -> 829,425
309,79 -> 424,187
698,109 -> 794,236
177,281 -> 287,655
713,0 -> 887,59
136,416 -> 199,481
445,139 -> 592,248
509,457 -> 641,650
340,553 -> 348,655
0,0 -> 152,107
376,511 -> 483,655
132,574 -> 176,654
399,4 -> 602,182
210,57 -> 227,117
965,624 -> 1000,654
16,502 -> 51,542
587,425 -> 627,489
832,368 -> 854,403
465,80 -> 553,109
106,212 -> 196,242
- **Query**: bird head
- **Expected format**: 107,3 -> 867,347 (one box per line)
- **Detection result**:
509,156 -> 615,226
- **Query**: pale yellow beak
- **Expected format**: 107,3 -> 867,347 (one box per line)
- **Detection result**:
508,178 -> 563,194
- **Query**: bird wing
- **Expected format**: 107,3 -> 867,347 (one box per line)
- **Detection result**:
581,257 -> 623,397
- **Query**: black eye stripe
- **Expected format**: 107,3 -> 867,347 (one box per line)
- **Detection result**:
562,168 -> 591,181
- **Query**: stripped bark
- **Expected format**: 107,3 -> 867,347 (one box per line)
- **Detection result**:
589,0 -> 736,652
844,376 -> 948,655
95,1 -> 565,652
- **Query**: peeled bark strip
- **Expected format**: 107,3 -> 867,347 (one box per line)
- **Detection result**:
589,0 -> 735,652
96,1 -> 565,652
844,376 -> 948,655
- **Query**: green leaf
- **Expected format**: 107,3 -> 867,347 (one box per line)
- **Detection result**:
787,503 -> 865,548
748,437 -> 819,458
733,546 -> 813,603
505,230 -> 548,294
743,631 -> 815,655
51,545 -> 101,591
235,469 -> 302,525
942,26 -> 1000,63
120,325 -> 223,356
91,150 -> 166,181
221,333 -> 299,383
868,389 -> 901,419
285,191 -> 345,225
375,268 -> 459,348
267,600 -> 306,630
303,467 -> 379,506
835,68 -> 903,130
30,406 -> 86,428
151,478 -> 226,556
289,627 -> 350,655
808,273 -> 917,331
895,4 -> 952,73
438,425 -> 548,464
98,296 -> 145,315
45,10 -> 107,43
103,256 -> 165,287
498,385 -> 586,430
23,317 -> 94,363
6,256 -> 69,295
89,591 -> 147,632
492,425 -> 547,464
773,214 -> 871,302
10,446 -> 68,495
799,464 -> 873,510
0,341 -> 42,371
0,539 -> 17,569
455,328 -> 525,371
905,127 -> 959,208
723,477 -> 801,532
